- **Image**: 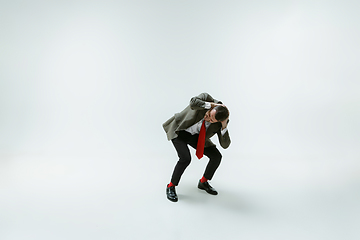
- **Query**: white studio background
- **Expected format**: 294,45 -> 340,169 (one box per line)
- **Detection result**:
1,1 -> 360,240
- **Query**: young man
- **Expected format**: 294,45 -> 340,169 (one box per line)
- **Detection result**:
162,93 -> 230,202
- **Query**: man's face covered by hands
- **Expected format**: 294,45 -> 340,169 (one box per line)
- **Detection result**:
204,109 -> 218,123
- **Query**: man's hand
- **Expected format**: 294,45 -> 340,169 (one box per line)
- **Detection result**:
221,107 -> 230,130
210,102 -> 223,109
221,116 -> 229,130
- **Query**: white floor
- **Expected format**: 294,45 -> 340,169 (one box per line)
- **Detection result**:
1,152 -> 359,240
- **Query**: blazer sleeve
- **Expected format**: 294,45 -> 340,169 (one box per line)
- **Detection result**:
189,92 -> 222,110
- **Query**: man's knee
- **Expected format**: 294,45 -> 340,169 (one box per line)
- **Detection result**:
179,154 -> 192,165
210,151 -> 222,165
215,152 -> 222,164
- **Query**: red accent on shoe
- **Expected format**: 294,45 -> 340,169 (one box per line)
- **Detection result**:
168,182 -> 175,187
200,176 -> 208,183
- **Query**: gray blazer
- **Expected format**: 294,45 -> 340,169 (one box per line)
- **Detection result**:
162,93 -> 231,149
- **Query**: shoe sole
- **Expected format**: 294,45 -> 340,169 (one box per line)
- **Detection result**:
167,197 -> 178,202
198,186 -> 218,195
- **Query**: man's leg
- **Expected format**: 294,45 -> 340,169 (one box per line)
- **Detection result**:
183,139 -> 222,182
166,132 -> 197,202
197,146 -> 222,195
170,136 -> 192,186
202,146 -> 222,181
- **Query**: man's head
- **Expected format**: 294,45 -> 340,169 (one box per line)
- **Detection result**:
204,105 -> 229,123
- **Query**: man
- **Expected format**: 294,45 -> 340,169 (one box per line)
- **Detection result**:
163,92 -> 230,202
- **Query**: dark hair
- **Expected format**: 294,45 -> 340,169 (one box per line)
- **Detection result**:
214,105 -> 229,122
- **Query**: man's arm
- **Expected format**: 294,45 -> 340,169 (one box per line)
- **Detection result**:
221,116 -> 229,130
189,93 -> 222,110
217,128 -> 231,149
218,114 -> 230,148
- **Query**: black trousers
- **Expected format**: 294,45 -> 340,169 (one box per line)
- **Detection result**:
170,131 -> 222,186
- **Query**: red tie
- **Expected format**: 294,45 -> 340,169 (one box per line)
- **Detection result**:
196,120 -> 206,159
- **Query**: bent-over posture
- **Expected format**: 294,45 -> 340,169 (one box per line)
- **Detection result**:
162,93 -> 230,202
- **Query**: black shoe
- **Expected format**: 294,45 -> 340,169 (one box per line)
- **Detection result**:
198,180 -> 218,195
166,185 -> 178,202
